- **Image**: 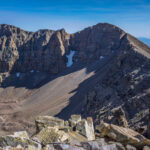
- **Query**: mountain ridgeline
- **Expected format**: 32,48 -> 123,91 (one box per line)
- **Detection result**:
0,23 -> 149,74
0,23 -> 150,137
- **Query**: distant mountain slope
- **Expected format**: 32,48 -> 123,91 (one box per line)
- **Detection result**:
138,37 -> 150,46
0,23 -> 150,136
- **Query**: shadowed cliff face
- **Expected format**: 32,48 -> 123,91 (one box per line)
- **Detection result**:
0,23 -> 150,136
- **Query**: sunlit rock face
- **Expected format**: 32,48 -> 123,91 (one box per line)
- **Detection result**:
0,23 -> 150,75
0,25 -> 69,74
0,23 -> 133,74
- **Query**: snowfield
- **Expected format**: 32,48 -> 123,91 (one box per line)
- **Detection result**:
16,72 -> 20,77
66,50 -> 75,67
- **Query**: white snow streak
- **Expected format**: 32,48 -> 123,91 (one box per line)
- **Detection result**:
16,72 -> 20,77
100,56 -> 104,60
30,70 -> 34,73
66,50 -> 75,67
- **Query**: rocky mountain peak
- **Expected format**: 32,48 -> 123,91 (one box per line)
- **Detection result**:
0,23 -> 149,138
0,23 -> 149,74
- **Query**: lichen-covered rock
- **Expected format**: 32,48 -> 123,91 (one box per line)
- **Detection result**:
108,141 -> 125,150
33,127 -> 70,145
3,147 -> 24,150
126,144 -> 136,150
0,135 -> 40,149
81,139 -> 106,150
27,144 -> 41,150
1,114 -> 150,150
67,131 -> 88,143
43,144 -> 55,150
53,143 -> 85,150
35,116 -> 64,132
13,131 -> 29,139
111,107 -> 128,127
81,139 -> 118,150
76,118 -> 95,141
104,144 -> 118,150
0,130 -> 40,149
0,136 -> 7,147
96,122 -> 150,148
68,115 -> 81,128
143,146 -> 150,150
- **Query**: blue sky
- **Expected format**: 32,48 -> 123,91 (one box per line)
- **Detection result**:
0,0 -> 150,38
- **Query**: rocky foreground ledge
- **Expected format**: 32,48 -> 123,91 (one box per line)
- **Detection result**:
0,115 -> 150,150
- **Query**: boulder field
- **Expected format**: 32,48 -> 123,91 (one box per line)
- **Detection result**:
0,115 -> 150,150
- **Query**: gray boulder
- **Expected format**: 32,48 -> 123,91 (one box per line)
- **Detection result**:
35,116 -> 65,132
108,141 -> 125,150
143,146 -> 150,150
69,115 -> 81,128
126,144 -> 136,150
53,144 -> 85,150
76,118 -> 95,141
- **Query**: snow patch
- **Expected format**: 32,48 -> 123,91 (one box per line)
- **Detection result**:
100,56 -> 104,60
16,72 -> 20,77
30,70 -> 34,73
66,50 -> 75,67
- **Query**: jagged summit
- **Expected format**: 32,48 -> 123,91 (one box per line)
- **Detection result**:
0,23 -> 150,137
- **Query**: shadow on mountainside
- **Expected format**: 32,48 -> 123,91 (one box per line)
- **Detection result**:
1,61 -> 101,89
55,52 -> 120,119
56,50 -> 150,126
1,41 -> 118,89
0,48 -> 150,136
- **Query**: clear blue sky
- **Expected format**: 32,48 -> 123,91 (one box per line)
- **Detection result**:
0,0 -> 150,38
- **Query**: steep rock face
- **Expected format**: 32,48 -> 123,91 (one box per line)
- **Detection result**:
0,25 -> 70,74
82,44 -> 150,135
0,23 -> 149,76
0,24 -> 32,72
70,23 -> 126,62
0,23 -> 136,75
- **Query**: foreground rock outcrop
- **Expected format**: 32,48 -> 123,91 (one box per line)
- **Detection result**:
96,121 -> 150,148
0,115 -> 150,150
35,115 -> 95,143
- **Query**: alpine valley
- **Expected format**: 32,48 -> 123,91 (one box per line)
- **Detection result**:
0,23 -> 150,150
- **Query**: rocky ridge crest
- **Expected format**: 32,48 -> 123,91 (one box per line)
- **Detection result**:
0,23 -> 149,76
0,115 -> 150,150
